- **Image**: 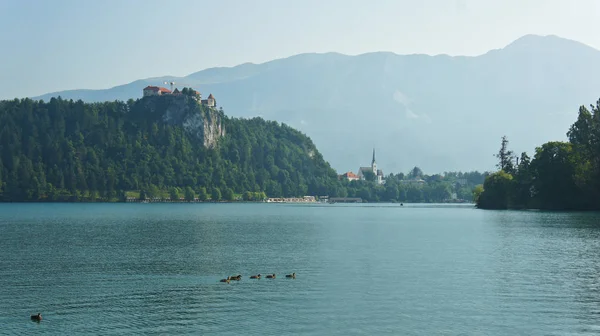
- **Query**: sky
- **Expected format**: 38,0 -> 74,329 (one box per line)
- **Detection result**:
1,0 -> 599,99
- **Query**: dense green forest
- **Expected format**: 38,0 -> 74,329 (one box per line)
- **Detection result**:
0,95 -> 484,202
341,168 -> 485,203
476,99 -> 600,210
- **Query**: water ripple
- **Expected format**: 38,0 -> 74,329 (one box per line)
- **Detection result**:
2,204 -> 600,335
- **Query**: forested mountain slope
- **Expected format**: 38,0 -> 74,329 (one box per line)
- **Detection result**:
0,95 -> 341,201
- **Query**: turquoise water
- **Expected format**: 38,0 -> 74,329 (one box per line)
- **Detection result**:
1,203 -> 600,335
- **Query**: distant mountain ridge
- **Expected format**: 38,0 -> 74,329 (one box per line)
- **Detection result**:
32,34 -> 600,173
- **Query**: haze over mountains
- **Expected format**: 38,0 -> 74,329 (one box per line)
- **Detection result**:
33,34 -> 600,174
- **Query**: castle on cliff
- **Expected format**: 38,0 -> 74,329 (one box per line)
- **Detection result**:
142,86 -> 217,108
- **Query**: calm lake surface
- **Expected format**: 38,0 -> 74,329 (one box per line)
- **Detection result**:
1,203 -> 600,335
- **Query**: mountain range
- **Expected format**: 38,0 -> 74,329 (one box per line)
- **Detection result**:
32,34 -> 600,174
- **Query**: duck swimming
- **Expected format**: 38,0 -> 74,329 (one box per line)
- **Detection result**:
230,274 -> 242,281
249,274 -> 261,279
31,313 -> 42,321
266,273 -> 276,279
220,276 -> 231,283
285,272 -> 296,278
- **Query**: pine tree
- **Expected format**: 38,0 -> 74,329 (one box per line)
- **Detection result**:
495,136 -> 515,173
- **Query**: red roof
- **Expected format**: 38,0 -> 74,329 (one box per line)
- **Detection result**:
208,93 -> 215,99
343,171 -> 359,179
143,86 -> 172,93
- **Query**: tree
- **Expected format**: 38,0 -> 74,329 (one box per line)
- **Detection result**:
495,136 -> 515,173
476,170 -> 513,209
567,102 -> 600,206
224,188 -> 235,201
398,185 -> 407,201
362,170 -> 376,182
406,186 -> 422,202
184,186 -> 195,202
530,142 -> 581,210
211,187 -> 221,201
472,184 -> 484,204
408,166 -> 423,179
385,182 -> 399,201
429,183 -> 451,202
46,183 -> 57,201
567,104 -> 596,156
169,187 -> 180,201
197,187 -> 208,201
511,152 -> 533,208
147,184 -> 160,199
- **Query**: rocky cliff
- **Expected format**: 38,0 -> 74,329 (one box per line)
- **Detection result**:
139,95 -> 225,148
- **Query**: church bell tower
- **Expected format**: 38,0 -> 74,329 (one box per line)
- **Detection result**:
371,148 -> 377,174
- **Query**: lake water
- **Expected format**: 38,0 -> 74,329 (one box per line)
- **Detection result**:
1,203 -> 600,335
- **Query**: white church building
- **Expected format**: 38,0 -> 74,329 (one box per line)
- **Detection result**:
357,149 -> 385,184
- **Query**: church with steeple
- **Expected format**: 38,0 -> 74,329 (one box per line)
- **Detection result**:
357,149 -> 385,184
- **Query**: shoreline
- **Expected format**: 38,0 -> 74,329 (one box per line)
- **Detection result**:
0,200 -> 474,205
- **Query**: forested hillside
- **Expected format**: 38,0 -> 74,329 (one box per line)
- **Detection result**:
0,95 -> 487,203
476,99 -> 600,210
0,95 -> 341,201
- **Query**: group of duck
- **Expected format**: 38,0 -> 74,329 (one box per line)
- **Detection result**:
220,272 -> 296,283
29,273 -> 298,321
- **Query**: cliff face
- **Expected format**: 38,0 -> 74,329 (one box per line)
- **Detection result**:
141,95 -> 225,148
197,110 -> 225,149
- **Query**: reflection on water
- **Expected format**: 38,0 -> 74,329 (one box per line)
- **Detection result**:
1,203 -> 600,335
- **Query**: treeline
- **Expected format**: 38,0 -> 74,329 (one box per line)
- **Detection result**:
342,168 -> 485,203
0,96 -> 341,202
0,96 -> 487,203
476,99 -> 600,210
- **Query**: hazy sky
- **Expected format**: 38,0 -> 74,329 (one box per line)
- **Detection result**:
1,0 -> 599,99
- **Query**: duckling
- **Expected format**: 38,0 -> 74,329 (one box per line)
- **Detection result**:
230,274 -> 242,281
220,276 -> 231,283
250,274 -> 261,279
266,273 -> 276,279
30,313 -> 42,321
285,272 -> 296,278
